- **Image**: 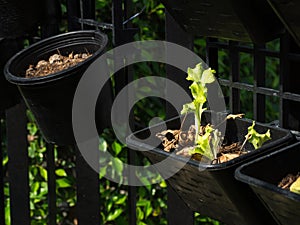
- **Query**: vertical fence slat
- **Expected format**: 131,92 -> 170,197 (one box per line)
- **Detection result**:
206,38 -> 219,74
46,143 -> 56,225
165,10 -> 194,225
279,34 -> 289,128
6,102 -> 30,225
67,0 -> 80,31
75,145 -> 100,225
229,41 -> 240,113
0,111 -> 5,225
253,44 -> 266,122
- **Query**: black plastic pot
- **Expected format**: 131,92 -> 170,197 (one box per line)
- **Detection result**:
127,112 -> 294,225
267,0 -> 300,47
161,0 -> 284,43
235,142 -> 300,225
4,30 -> 110,146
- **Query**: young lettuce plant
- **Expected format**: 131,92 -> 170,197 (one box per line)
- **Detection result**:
180,63 -> 272,161
181,63 -> 219,160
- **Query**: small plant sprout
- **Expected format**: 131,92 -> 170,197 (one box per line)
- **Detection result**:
181,63 -> 219,160
180,63 -> 272,162
243,121 -> 271,150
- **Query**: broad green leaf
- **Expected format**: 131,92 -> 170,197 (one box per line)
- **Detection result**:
56,178 -> 72,188
290,177 -> 300,195
107,209 -> 123,221
145,202 -> 153,218
115,195 -> 127,205
187,63 -> 203,82
137,199 -> 149,207
31,182 -> 40,194
159,180 -> 167,188
55,169 -> 67,177
112,141 -> 123,156
2,155 -> 8,166
136,207 -> 144,220
201,68 -> 216,84
191,125 -> 214,159
247,121 -> 271,149
99,166 -> 107,178
39,167 -> 48,181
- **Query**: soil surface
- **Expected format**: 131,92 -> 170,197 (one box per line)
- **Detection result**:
25,52 -> 92,78
156,124 -> 247,164
278,173 -> 300,190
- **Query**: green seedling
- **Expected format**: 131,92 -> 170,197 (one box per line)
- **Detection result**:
244,121 -> 271,149
181,63 -> 272,162
181,63 -> 219,160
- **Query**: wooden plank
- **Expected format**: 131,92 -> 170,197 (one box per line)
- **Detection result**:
6,102 -> 30,225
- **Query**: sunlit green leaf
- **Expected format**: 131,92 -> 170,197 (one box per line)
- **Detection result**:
55,169 -> 67,177
115,195 -> 127,205
56,178 -> 72,188
136,207 -> 144,220
246,121 -> 271,149
107,209 -> 123,221
112,141 -> 123,156
201,68 -> 216,84
39,167 -> 48,181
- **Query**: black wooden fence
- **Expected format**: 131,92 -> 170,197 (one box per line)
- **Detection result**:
1,0 -> 300,225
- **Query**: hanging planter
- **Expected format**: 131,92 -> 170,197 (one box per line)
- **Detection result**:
127,112 -> 293,224
267,0 -> 300,47
4,30 -> 110,146
235,142 -> 300,225
127,63 -> 294,224
161,0 -> 284,43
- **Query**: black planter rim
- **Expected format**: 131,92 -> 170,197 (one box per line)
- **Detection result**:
126,112 -> 293,171
4,30 -> 108,86
235,141 -> 300,202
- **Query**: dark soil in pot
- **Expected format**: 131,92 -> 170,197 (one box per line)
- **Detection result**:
4,30 -> 112,146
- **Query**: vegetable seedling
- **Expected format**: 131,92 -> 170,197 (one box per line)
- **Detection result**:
181,63 -> 272,162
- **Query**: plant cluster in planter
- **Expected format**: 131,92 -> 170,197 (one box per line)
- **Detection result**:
127,62 -> 293,225
156,63 -> 271,164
